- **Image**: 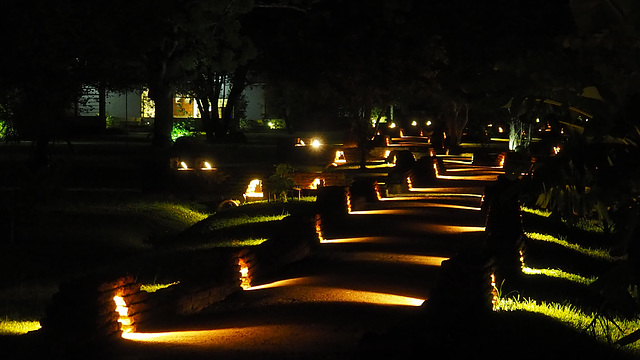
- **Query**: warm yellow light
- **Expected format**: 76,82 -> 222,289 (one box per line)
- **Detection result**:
389,122 -> 396,129
113,295 -> 134,334
244,179 -> 263,199
411,120 -> 418,126
426,120 -> 432,126
384,150 -> 391,158
315,223 -> 324,241
248,277 -> 425,307
491,273 -> 499,309
238,258 -> 251,290
310,138 -> 322,148
310,178 -> 322,189
114,296 -> 128,316
202,161 -> 213,170
498,127 -> 504,133
334,150 -> 346,164
180,161 -> 189,170
553,146 -> 561,155
333,252 -> 448,267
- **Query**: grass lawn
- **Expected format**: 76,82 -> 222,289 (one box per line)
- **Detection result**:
0,189 -> 316,335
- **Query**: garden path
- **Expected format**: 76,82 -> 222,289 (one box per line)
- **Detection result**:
112,159 -> 501,359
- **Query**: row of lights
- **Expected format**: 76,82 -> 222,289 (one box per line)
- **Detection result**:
177,160 -> 216,171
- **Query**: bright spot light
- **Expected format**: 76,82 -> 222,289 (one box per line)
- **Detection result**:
498,127 -> 504,133
244,179 -> 263,199
202,161 -> 213,170
334,150 -> 346,164
426,120 -> 432,126
310,138 -> 322,148
310,178 -> 322,189
389,122 -> 396,129
411,120 -> 418,126
239,258 -> 251,290
536,118 -> 540,123
113,295 -> 134,334
180,161 -> 189,170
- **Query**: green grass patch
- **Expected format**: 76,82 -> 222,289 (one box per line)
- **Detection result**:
185,238 -> 269,250
522,266 -> 597,285
203,214 -> 289,231
73,200 -> 211,231
521,206 -> 552,217
526,232 -> 614,261
0,320 -> 41,336
140,282 -> 180,293
496,297 -> 640,351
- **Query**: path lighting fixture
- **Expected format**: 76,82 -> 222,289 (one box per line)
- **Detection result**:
244,179 -> 264,199
311,178 -> 322,189
201,161 -> 214,170
411,120 -> 418,126
113,295 -> 134,334
180,161 -> 189,170
315,216 -> 324,241
490,273 -> 499,310
389,122 -> 396,129
334,150 -> 346,164
426,120 -> 432,126
310,138 -> 322,149
238,258 -> 251,290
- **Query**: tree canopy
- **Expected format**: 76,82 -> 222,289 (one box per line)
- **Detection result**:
2,0 -> 640,151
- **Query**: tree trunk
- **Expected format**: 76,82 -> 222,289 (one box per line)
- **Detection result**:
150,84 -> 174,147
196,98 -> 214,142
444,101 -> 469,152
222,66 -> 249,136
357,106 -> 372,169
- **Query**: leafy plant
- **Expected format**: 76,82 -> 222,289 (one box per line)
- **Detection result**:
265,163 -> 296,202
171,119 -> 195,141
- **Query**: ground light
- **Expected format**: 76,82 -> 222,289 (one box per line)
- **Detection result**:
113,295 -> 134,334
244,179 -> 264,200
238,258 -> 252,290
310,138 -> 322,149
334,150 -> 346,164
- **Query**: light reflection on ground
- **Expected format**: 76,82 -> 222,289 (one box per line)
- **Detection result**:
351,203 -> 481,212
